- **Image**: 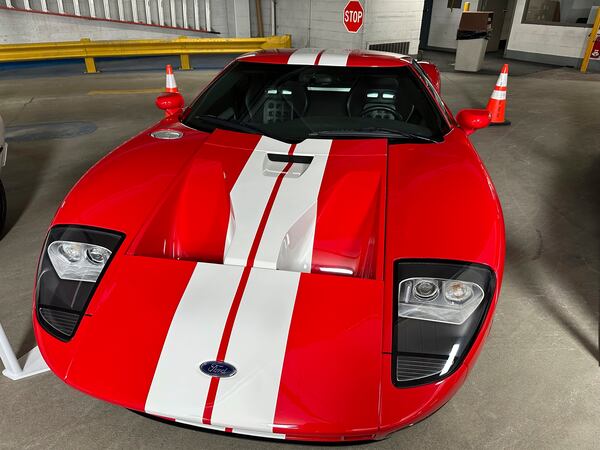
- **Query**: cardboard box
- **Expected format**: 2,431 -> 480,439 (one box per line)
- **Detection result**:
458,11 -> 494,32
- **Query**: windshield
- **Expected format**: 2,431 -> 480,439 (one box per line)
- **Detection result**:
183,61 -> 449,143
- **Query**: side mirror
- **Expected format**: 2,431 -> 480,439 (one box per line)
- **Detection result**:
456,109 -> 491,135
418,61 -> 441,94
155,92 -> 184,117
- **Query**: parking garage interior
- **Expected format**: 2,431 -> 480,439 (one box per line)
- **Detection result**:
0,1 -> 599,449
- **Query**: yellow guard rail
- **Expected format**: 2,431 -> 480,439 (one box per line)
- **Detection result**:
0,35 -> 292,73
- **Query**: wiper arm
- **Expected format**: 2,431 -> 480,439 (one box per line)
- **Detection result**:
193,114 -> 267,135
309,128 -> 439,144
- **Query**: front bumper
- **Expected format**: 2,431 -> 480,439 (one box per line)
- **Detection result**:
34,251 -> 498,442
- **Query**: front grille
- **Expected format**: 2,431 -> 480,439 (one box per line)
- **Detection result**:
396,354 -> 447,382
39,308 -> 79,337
368,41 -> 410,55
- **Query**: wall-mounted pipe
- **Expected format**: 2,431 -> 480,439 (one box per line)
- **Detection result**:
271,0 -> 275,36
255,0 -> 264,37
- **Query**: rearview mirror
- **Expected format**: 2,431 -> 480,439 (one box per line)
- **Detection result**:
456,109 -> 491,135
155,92 -> 184,117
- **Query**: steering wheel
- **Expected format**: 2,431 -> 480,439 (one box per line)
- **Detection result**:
361,105 -> 401,120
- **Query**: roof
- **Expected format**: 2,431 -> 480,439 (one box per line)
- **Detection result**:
236,48 -> 413,68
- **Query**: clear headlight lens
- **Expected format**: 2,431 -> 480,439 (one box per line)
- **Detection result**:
398,277 -> 484,325
47,241 -> 112,283
444,280 -> 474,304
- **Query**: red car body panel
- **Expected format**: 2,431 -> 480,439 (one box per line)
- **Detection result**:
33,48 -> 505,442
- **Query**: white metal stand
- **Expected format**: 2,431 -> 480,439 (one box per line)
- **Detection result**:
0,323 -> 49,380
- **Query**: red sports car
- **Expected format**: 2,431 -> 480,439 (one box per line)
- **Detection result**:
33,48 -> 505,442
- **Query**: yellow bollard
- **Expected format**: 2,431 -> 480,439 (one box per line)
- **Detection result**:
80,38 -> 99,74
463,2 -> 470,12
180,54 -> 192,70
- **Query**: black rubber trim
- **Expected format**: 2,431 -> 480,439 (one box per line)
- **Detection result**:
267,153 -> 314,165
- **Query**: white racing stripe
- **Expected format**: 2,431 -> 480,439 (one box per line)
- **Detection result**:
254,139 -> 332,271
232,428 -> 286,439
177,420 -> 286,439
287,48 -> 322,65
177,420 -> 227,432
318,48 -> 351,66
147,135 -> 332,433
224,136 -> 291,266
145,263 -> 244,422
210,267 -> 301,433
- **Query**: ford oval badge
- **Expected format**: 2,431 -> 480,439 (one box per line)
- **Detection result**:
200,361 -> 237,378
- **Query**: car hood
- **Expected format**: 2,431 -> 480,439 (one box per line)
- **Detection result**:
42,124 -> 389,438
55,124 -> 388,280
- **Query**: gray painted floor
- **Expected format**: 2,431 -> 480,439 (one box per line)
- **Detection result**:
0,65 -> 599,449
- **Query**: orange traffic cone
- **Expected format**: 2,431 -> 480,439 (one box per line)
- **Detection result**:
165,64 -> 178,93
487,64 -> 510,126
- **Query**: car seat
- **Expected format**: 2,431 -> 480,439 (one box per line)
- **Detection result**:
246,81 -> 308,124
347,78 -> 401,120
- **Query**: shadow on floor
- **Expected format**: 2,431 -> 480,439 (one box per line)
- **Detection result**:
420,49 -> 557,77
503,91 -> 600,364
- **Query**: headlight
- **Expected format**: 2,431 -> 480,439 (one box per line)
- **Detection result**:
36,226 -> 124,341
393,260 -> 495,387
47,241 -> 112,282
398,278 -> 485,324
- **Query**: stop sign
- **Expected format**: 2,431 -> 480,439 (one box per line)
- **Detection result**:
343,0 -> 364,33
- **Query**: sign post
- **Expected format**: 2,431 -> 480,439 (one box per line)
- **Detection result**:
343,1 -> 364,33
581,7 -> 600,73
0,323 -> 49,380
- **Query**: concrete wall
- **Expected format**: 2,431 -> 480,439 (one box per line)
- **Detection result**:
2,0 -> 425,52
0,8 -> 214,44
275,0 -> 424,52
364,0 -> 424,54
427,0 -> 479,50
276,0 -> 363,48
505,0 -> 591,64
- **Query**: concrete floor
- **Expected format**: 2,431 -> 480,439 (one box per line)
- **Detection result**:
0,62 -> 599,449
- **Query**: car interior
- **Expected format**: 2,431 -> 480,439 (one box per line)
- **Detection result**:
187,62 -> 447,141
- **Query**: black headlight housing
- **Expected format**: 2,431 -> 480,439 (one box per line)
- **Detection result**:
36,225 -> 124,341
392,259 -> 496,387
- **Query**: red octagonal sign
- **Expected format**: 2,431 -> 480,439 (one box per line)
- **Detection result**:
343,0 -> 364,33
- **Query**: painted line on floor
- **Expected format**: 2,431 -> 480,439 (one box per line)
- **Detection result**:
87,88 -> 164,95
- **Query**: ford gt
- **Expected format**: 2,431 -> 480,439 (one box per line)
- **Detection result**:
33,48 -> 505,442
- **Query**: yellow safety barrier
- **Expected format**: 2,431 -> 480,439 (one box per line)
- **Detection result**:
0,35 -> 292,73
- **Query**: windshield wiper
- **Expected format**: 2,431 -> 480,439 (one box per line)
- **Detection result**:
193,114 -> 268,136
308,128 -> 439,144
